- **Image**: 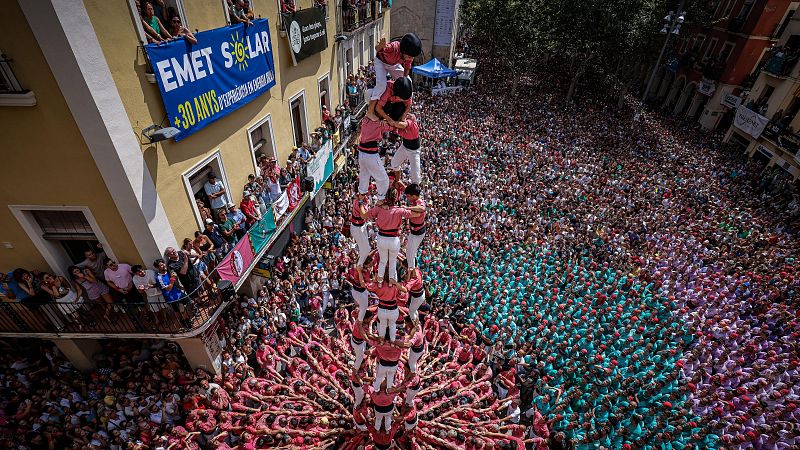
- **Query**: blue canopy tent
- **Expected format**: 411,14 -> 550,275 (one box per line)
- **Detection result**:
412,58 -> 458,79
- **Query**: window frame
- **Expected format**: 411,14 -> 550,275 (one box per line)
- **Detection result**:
181,150 -> 233,228
704,37 -> 719,62
318,72 -> 332,118
718,41 -> 736,62
128,0 -> 191,44
8,206 -> 117,277
247,113 -> 278,172
288,89 -> 310,147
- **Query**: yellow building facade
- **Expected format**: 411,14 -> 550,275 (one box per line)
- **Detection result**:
0,0 -> 390,275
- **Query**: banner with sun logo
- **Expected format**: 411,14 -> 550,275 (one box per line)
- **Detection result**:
145,19 -> 276,141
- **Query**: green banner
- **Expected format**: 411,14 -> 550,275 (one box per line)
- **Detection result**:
249,209 -> 277,253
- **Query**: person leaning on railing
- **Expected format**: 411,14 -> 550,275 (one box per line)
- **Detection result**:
153,258 -> 192,329
141,1 -> 172,43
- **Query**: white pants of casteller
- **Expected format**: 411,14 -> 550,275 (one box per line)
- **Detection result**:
351,336 -> 366,371
405,232 -> 425,270
352,288 -> 369,321
405,386 -> 420,406
350,223 -> 371,267
377,305 -> 399,342
371,59 -> 406,101
374,408 -> 394,432
352,382 -> 365,407
373,362 -> 398,391
358,151 -> 389,200
376,235 -> 400,281
409,292 -> 425,322
408,345 -> 424,373
390,144 -> 421,184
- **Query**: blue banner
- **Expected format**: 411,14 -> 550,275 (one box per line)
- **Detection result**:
145,20 -> 276,141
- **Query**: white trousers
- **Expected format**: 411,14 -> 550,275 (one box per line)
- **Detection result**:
377,305 -> 399,342
390,144 -> 422,184
409,292 -> 425,322
352,287 -> 369,321
374,408 -> 394,432
405,386 -> 420,406
352,382 -> 365,407
408,346 -> 424,373
376,235 -> 400,281
358,151 -> 389,200
350,223 -> 371,267
373,362 -> 398,391
405,232 -> 425,270
351,337 -> 366,371
371,58 -> 406,101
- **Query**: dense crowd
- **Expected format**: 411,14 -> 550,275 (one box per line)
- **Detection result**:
2,44 -> 800,450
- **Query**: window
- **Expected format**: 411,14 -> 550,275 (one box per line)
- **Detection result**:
182,152 -> 231,227
225,0 -> 257,24
318,74 -> 331,119
719,42 -> 735,62
0,51 -> 35,106
248,115 -> 277,169
128,0 -> 189,43
760,84 -> 775,103
736,0 -> 756,22
32,210 -> 100,264
704,38 -> 719,62
722,0 -> 735,18
289,91 -> 309,147
345,47 -> 354,78
775,9 -> 796,38
692,34 -> 706,52
368,32 -> 375,61
0,52 -> 25,94
9,206 -> 115,275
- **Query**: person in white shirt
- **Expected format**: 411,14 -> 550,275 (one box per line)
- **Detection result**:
132,265 -> 168,324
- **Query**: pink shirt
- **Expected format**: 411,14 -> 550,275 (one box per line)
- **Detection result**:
378,80 -> 413,112
375,341 -> 402,362
368,206 -> 410,235
377,41 -> 412,69
397,115 -> 419,140
104,264 -> 133,290
408,198 -> 425,231
359,117 -> 386,146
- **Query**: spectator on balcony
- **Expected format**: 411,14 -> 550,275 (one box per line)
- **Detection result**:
153,259 -> 187,317
322,104 -> 331,123
265,170 -> 284,205
244,0 -> 255,20
226,203 -> 247,240
216,209 -> 238,246
77,246 -> 107,280
201,221 -> 229,258
132,264 -> 169,324
164,247 -> 199,301
39,272 -> 81,331
240,191 -> 262,229
168,16 -> 197,45
0,270 -> 29,301
104,259 -> 139,307
229,0 -> 252,25
141,1 -> 172,43
192,230 -> 219,269
196,199 -> 214,226
68,266 -> 113,322
204,172 -> 228,215
281,0 -> 297,14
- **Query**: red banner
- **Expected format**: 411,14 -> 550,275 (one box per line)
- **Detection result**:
216,236 -> 255,284
288,176 -> 302,211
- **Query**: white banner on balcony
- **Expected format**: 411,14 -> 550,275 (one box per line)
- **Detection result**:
722,93 -> 741,108
272,190 -> 289,220
698,79 -> 716,96
734,105 -> 769,139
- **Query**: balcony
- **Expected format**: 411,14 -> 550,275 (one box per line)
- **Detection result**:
339,0 -> 387,34
0,273 -> 231,338
761,120 -> 800,155
762,51 -> 799,79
